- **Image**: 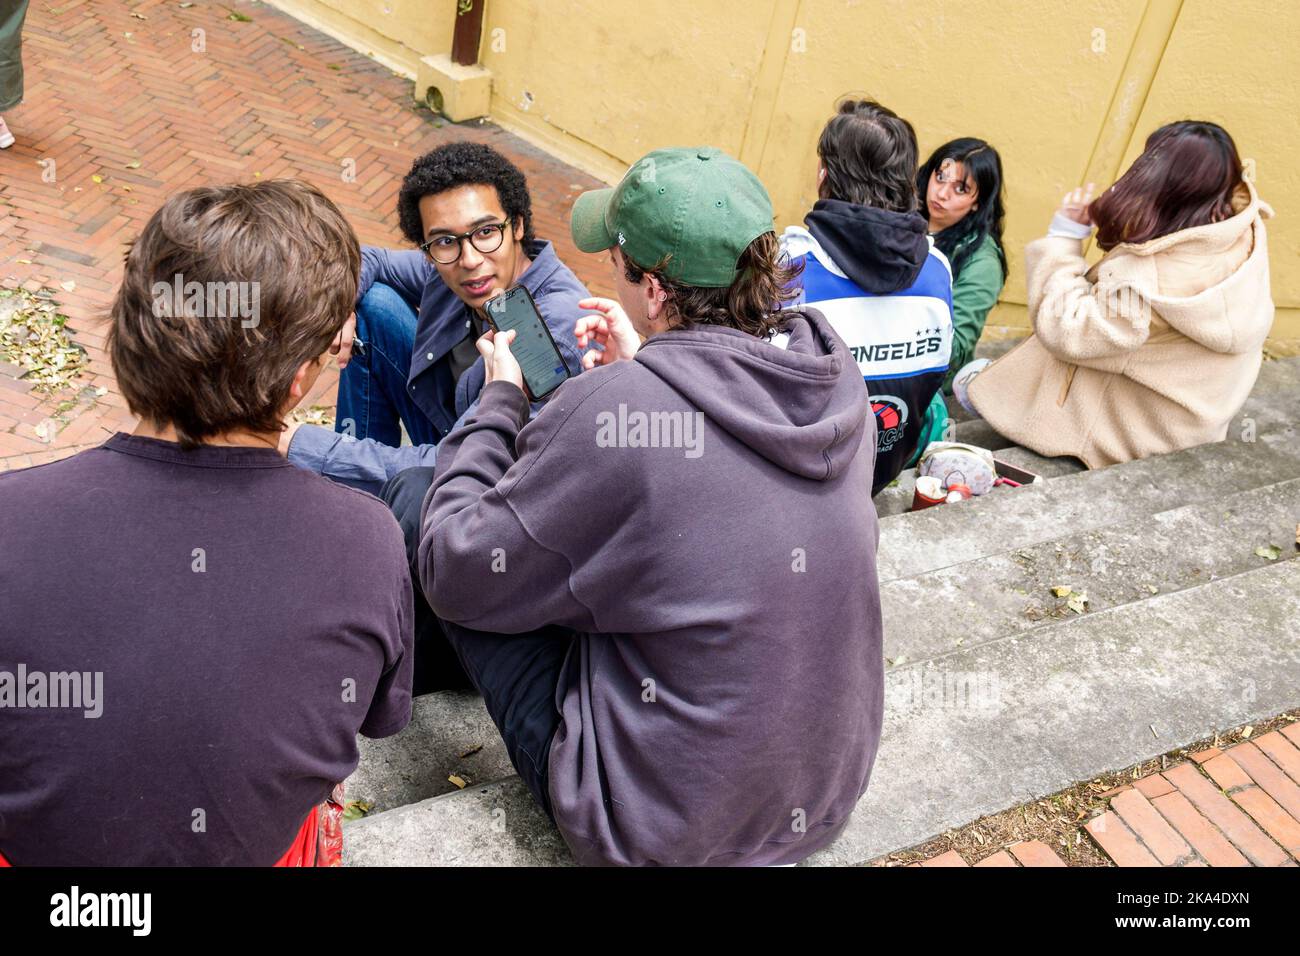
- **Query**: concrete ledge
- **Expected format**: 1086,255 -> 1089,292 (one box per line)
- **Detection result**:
346,690 -> 514,812
877,427 -> 1300,582
881,478 -> 1300,664
345,561 -> 1300,866
811,559 -> 1300,865
416,53 -> 492,122
346,772 -> 569,866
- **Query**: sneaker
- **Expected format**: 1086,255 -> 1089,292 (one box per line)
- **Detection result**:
0,117 -> 14,149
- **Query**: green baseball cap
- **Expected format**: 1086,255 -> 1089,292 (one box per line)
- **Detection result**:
570,146 -> 774,288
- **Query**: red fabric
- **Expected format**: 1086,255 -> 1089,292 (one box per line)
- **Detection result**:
274,804 -> 321,867
273,782 -> 345,868
0,850 -> 9,867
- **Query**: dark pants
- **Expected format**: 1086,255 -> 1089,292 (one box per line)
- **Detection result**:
380,466 -> 571,821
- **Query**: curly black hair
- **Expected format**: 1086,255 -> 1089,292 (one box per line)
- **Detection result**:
396,141 -> 535,248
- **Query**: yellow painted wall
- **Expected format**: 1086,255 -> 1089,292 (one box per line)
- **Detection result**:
265,0 -> 456,78
1118,0 -> 1299,313
270,0 -> 1300,340
480,0 -> 781,181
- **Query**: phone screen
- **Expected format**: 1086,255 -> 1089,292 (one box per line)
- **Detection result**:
484,287 -> 571,399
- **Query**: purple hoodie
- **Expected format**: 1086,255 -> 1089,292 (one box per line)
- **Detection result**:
420,307 -> 884,866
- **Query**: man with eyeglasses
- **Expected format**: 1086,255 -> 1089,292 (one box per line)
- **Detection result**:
282,141 -> 589,495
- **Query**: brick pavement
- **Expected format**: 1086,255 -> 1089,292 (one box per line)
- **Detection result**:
0,0 -> 612,471
907,726 -> 1300,867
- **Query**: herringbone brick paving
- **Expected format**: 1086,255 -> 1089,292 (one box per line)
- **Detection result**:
904,728 -> 1300,867
0,0 -> 612,470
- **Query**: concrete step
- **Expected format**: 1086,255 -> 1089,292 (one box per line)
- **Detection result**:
809,558 -> 1300,865
880,477 -> 1300,665
876,427 -> 1299,582
346,765 -> 568,866
346,690 -> 514,812
344,560 -> 1300,865
350,472 -> 1299,821
874,445 -> 1084,519
877,355 -> 1300,518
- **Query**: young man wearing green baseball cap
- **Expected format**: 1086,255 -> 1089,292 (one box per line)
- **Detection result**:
413,146 -> 885,866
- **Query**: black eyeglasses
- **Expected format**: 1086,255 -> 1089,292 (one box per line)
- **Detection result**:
420,221 -> 511,264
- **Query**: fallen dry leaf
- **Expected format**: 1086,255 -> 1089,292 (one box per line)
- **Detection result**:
341,799 -> 373,821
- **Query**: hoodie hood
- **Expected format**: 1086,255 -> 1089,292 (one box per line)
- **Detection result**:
632,308 -> 869,480
803,199 -> 931,294
1093,178 -> 1275,355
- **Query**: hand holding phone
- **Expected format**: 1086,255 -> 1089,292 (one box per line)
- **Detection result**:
476,328 -> 524,391
483,286 -> 571,400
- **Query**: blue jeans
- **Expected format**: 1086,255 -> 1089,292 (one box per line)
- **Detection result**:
336,283 -> 441,448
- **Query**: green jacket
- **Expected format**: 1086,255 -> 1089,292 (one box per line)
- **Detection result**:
942,233 -> 1005,393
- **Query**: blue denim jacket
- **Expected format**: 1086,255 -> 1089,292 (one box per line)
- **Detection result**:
288,238 -> 590,489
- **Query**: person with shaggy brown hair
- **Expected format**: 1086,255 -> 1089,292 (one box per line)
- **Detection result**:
0,180 -> 413,866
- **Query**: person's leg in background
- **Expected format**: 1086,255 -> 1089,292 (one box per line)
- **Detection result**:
438,618 -> 573,823
379,464 -> 573,821
380,465 -> 473,695
906,390 -> 952,468
337,283 -> 439,447
0,0 -> 31,149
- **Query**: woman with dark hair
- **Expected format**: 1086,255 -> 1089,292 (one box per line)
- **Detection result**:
958,120 -> 1274,467
916,138 -> 1008,391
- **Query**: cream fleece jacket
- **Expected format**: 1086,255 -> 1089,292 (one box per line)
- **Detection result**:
968,179 -> 1274,467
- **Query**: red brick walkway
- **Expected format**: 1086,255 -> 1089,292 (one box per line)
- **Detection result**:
909,726 -> 1300,867
0,0 -> 612,471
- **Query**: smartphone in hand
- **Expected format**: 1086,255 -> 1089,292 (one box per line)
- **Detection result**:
484,286 -> 572,400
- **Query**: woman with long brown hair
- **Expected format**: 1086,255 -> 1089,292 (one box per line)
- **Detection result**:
955,120 -> 1274,467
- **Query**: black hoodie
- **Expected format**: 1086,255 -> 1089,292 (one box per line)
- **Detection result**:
806,199 -> 930,293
